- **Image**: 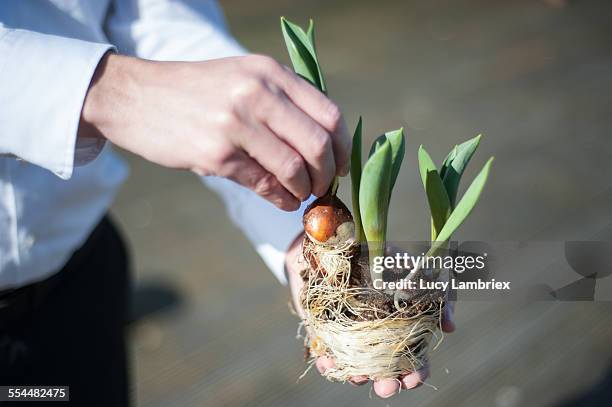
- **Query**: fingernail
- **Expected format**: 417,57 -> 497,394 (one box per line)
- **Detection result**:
374,381 -> 400,399
349,376 -> 368,386
443,318 -> 456,333
379,390 -> 397,399
401,367 -> 429,389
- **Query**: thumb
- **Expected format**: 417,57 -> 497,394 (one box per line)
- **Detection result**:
442,300 -> 456,333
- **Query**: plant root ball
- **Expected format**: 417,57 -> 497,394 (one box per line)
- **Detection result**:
303,195 -> 355,246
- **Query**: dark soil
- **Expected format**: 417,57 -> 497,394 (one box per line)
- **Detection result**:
302,237 -> 445,322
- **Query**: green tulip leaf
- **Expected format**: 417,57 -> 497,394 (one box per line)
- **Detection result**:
434,157 -> 494,247
418,146 -> 451,241
368,128 -> 405,198
306,19 -> 316,49
418,145 -> 437,186
439,145 -> 457,180
351,117 -> 364,243
441,134 -> 482,207
280,17 -> 326,93
360,139 -> 393,271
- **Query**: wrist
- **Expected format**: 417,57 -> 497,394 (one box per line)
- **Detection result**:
79,52 -> 139,141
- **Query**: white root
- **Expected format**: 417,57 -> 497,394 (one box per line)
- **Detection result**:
300,238 -> 444,381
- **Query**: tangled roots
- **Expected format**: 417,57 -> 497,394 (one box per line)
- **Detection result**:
300,238 -> 443,381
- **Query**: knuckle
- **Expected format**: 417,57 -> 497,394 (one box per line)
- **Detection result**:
233,77 -> 267,105
253,173 -> 278,197
265,81 -> 282,97
249,54 -> 280,72
243,77 -> 266,96
324,102 -> 342,132
311,131 -> 332,160
282,154 -> 305,181
214,111 -> 239,133
210,143 -> 236,169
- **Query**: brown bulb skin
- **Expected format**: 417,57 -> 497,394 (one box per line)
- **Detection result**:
303,195 -> 354,245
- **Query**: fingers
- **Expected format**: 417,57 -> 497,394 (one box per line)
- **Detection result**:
316,356 -> 368,388
236,55 -> 351,196
238,123 -> 312,201
373,379 -> 400,399
268,64 -> 352,176
348,375 -> 368,386
261,90 -> 336,197
315,356 -> 336,374
217,148 -> 300,211
400,366 -> 430,390
373,366 -> 429,398
442,300 -> 456,333
284,69 -> 351,176
316,354 -> 428,398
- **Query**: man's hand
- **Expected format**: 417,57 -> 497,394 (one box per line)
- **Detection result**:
285,236 -> 456,398
80,53 -> 351,211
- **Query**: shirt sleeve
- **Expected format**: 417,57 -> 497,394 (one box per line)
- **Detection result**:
204,177 -> 312,285
0,26 -> 114,179
105,0 -> 246,61
105,0 -> 307,284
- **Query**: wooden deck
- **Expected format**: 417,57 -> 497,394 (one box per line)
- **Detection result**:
110,0 -> 612,405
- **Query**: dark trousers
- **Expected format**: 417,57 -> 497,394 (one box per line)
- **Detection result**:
0,216 -> 130,406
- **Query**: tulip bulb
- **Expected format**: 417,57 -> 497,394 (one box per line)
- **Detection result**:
303,195 -> 355,246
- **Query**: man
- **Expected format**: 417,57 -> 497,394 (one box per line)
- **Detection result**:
0,1 -> 451,404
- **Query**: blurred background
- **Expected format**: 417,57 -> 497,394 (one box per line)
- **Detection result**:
110,0 -> 612,405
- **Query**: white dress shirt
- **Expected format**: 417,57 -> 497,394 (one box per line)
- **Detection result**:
0,0 -> 306,289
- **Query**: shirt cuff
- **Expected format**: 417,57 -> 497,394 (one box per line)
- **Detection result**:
202,176 -> 311,285
0,28 -> 114,179
75,136 -> 107,166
